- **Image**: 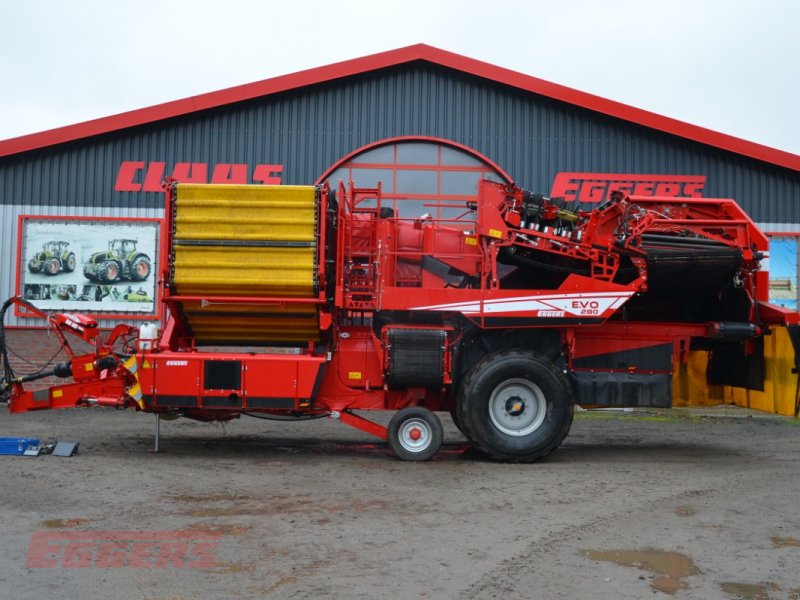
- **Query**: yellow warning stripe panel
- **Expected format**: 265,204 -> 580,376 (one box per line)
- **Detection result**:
172,246 -> 316,297
175,184 -> 317,241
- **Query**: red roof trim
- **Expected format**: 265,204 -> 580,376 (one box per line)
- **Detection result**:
1,44 -> 798,171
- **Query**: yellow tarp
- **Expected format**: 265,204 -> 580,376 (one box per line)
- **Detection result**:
672,351 -> 725,407
724,326 -> 798,416
673,326 -> 799,416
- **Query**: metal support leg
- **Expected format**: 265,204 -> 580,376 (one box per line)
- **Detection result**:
335,410 -> 389,440
153,413 -> 160,453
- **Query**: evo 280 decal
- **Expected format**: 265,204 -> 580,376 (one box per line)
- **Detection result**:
409,292 -> 633,317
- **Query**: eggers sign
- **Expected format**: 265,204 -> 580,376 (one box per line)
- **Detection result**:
27,530 -> 220,569
550,172 -> 706,202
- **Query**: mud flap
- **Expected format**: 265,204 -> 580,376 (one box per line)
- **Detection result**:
707,337 -> 765,391
568,371 -> 672,408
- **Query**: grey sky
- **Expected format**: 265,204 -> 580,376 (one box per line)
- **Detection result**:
1,0 -> 798,156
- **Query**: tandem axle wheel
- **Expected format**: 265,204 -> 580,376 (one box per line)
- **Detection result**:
388,407 -> 444,461
332,407 -> 444,461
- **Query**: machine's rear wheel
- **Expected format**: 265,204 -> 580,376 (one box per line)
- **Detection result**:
388,407 -> 443,461
458,350 -> 574,462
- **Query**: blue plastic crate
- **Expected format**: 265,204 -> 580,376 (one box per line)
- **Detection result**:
0,438 -> 40,456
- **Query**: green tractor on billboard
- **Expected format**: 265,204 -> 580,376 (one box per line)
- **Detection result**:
83,239 -> 152,284
27,241 -> 77,275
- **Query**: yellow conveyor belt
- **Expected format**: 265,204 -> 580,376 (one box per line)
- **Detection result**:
170,184 -> 321,344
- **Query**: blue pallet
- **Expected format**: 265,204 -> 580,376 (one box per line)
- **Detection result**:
0,438 -> 40,456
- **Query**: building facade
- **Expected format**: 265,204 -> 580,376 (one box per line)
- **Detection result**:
2,44 -> 800,329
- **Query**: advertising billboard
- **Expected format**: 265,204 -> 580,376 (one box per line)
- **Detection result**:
17,216 -> 160,318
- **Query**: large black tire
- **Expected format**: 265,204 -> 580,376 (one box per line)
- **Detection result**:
64,253 -> 76,272
457,350 -> 574,462
28,259 -> 42,273
388,407 -> 444,461
100,261 -> 121,284
44,258 -> 60,275
450,409 -> 466,436
129,256 -> 151,281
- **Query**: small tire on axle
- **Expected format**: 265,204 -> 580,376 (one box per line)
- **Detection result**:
458,350 -> 574,462
388,407 -> 443,461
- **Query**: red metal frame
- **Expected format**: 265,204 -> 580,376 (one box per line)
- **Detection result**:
342,180 -> 779,328
567,321 -> 709,371
15,214 -> 162,321
335,182 -> 383,310
5,297 -> 140,413
337,411 -> 388,441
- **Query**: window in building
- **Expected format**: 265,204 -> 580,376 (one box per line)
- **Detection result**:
321,138 -> 512,222
768,235 -> 800,309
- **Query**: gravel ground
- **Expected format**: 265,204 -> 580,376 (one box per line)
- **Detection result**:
1,407 -> 799,599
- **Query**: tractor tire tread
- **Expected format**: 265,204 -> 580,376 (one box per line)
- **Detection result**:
456,349 -> 574,462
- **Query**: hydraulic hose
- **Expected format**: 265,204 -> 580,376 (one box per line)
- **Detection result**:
0,297 -> 17,403
243,411 -> 328,421
0,296 -> 70,402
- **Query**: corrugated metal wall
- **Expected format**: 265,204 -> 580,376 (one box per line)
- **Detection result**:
1,62 -> 799,327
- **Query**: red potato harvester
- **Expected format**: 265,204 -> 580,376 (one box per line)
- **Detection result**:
2,179 -> 798,461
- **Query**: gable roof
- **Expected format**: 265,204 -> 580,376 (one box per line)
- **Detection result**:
1,43 -> 798,171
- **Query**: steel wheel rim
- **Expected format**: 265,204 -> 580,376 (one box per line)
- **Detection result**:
398,418 -> 433,453
489,378 -> 547,436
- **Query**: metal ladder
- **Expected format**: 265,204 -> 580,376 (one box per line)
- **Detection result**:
343,186 -> 382,310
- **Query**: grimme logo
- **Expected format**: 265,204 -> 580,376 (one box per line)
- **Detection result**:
115,161 -> 284,192
550,172 -> 707,202
27,530 -> 220,569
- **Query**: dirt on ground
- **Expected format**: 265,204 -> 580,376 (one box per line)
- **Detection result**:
1,407 -> 799,599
